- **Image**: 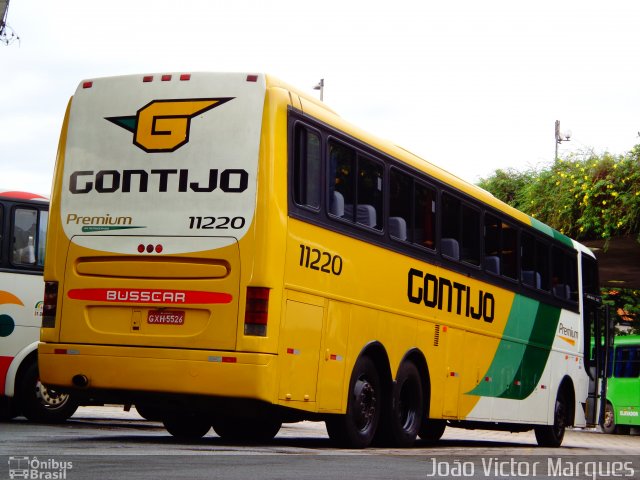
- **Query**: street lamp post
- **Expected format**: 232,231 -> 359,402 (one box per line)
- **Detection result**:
313,79 -> 324,102
555,120 -> 572,160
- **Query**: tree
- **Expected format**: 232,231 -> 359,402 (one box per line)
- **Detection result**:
477,145 -> 640,333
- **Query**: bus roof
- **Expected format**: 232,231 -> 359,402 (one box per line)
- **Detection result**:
0,190 -> 48,202
267,73 -> 592,257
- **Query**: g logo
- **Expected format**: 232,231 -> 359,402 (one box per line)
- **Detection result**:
106,98 -> 233,152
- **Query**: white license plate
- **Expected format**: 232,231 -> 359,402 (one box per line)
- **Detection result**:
147,310 -> 185,325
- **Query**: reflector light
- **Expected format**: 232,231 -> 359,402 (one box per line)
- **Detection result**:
82,81 -> 93,89
137,244 -> 145,253
246,75 -> 258,82
155,244 -> 163,253
146,244 -> 154,253
42,281 -> 58,328
143,76 -> 153,82
161,74 -> 172,81
244,287 -> 269,336
180,74 -> 191,81
208,356 -> 237,363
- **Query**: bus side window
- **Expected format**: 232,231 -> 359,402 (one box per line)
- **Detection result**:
520,232 -> 549,291
389,169 -> 411,242
415,182 -> 436,250
552,247 -> 578,302
328,140 -> 355,221
328,140 -> 382,230
441,193 -> 479,265
38,210 -> 48,267
484,214 -> 518,279
615,346 -> 640,378
441,193 -> 460,260
11,208 -> 38,266
356,156 -> 383,230
293,125 -> 321,209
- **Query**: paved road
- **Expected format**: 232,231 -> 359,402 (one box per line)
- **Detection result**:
1,407 -> 639,479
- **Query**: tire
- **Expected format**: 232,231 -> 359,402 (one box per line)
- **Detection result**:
534,390 -> 567,447
0,395 -> 19,421
135,404 -> 164,422
19,361 -> 78,423
326,355 -> 381,449
418,419 -> 446,443
601,402 -> 627,434
211,416 -> 282,443
382,361 -> 423,447
163,414 -> 211,440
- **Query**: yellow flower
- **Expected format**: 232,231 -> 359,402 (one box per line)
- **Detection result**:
602,200 -> 607,205
580,226 -> 584,232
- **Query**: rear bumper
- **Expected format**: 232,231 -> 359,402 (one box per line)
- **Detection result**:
38,343 -> 277,403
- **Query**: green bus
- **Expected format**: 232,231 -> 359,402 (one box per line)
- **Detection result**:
600,334 -> 640,434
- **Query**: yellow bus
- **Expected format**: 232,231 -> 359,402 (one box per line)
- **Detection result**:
39,72 -> 602,448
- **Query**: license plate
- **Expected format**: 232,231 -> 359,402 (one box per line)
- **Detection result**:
147,310 -> 185,325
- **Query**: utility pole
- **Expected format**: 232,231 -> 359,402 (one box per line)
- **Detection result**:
555,120 -> 571,159
313,79 -> 324,102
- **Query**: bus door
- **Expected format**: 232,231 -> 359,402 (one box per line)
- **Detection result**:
582,252 -> 608,426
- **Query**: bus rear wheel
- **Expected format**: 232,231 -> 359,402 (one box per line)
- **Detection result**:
383,361 -> 423,447
163,414 -> 211,440
211,416 -> 282,443
418,419 -> 447,443
326,355 -> 381,449
534,390 -> 567,447
19,361 -> 78,423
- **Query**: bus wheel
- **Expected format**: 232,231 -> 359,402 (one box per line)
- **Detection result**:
418,419 -> 446,443
19,361 -> 78,423
602,402 -> 619,434
211,416 -> 282,443
385,361 -> 423,447
135,404 -> 164,422
326,355 -> 381,448
163,414 -> 211,440
534,390 -> 567,447
0,396 -> 19,421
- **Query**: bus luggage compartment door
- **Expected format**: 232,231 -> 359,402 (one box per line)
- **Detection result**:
59,236 -> 240,351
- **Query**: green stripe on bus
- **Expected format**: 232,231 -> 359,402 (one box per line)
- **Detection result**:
498,302 -> 561,399
468,295 -> 538,397
530,217 -> 573,248
467,295 -> 562,400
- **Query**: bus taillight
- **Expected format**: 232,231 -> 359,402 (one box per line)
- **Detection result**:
42,281 -> 58,328
244,287 -> 269,336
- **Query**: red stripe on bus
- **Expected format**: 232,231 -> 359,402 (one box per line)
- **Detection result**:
0,356 -> 13,396
0,191 -> 47,200
67,288 -> 232,304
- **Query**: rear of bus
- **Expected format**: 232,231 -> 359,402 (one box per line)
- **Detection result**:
39,73 -> 289,432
